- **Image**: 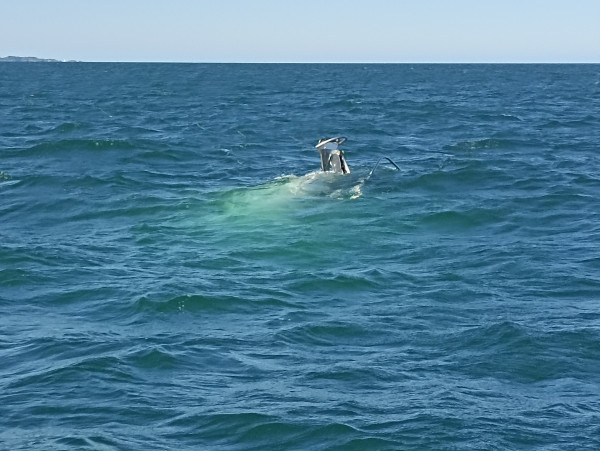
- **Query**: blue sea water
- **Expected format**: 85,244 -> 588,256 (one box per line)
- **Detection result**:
1,63 -> 600,449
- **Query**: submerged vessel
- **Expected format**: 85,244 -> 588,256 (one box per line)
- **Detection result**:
315,137 -> 351,174
315,136 -> 400,178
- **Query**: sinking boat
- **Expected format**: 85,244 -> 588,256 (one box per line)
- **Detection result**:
315,137 -> 351,174
316,136 -> 400,176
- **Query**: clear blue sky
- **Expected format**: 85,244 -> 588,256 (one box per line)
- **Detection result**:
2,0 -> 599,62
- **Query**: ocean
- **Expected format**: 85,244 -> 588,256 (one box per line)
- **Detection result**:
1,63 -> 600,450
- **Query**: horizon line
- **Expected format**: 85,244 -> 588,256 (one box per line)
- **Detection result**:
3,57 -> 599,65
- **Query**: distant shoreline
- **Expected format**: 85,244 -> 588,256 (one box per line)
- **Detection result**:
1,56 -> 597,64
0,56 -> 79,63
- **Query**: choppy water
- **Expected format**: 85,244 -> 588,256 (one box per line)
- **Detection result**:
2,63 -> 600,449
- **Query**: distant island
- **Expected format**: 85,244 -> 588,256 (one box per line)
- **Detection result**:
0,56 -> 79,63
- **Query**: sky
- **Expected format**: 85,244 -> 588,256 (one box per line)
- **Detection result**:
1,0 -> 599,63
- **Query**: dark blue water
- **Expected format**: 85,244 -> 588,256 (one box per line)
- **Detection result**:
2,63 -> 600,449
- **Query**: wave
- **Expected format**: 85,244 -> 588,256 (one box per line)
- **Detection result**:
284,270 -> 380,294
417,208 -> 503,231
132,293 -> 293,315
276,321 -> 387,347
20,138 -> 137,155
162,411 -> 392,450
444,137 -> 539,152
441,321 -> 600,382
539,115 -> 599,129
